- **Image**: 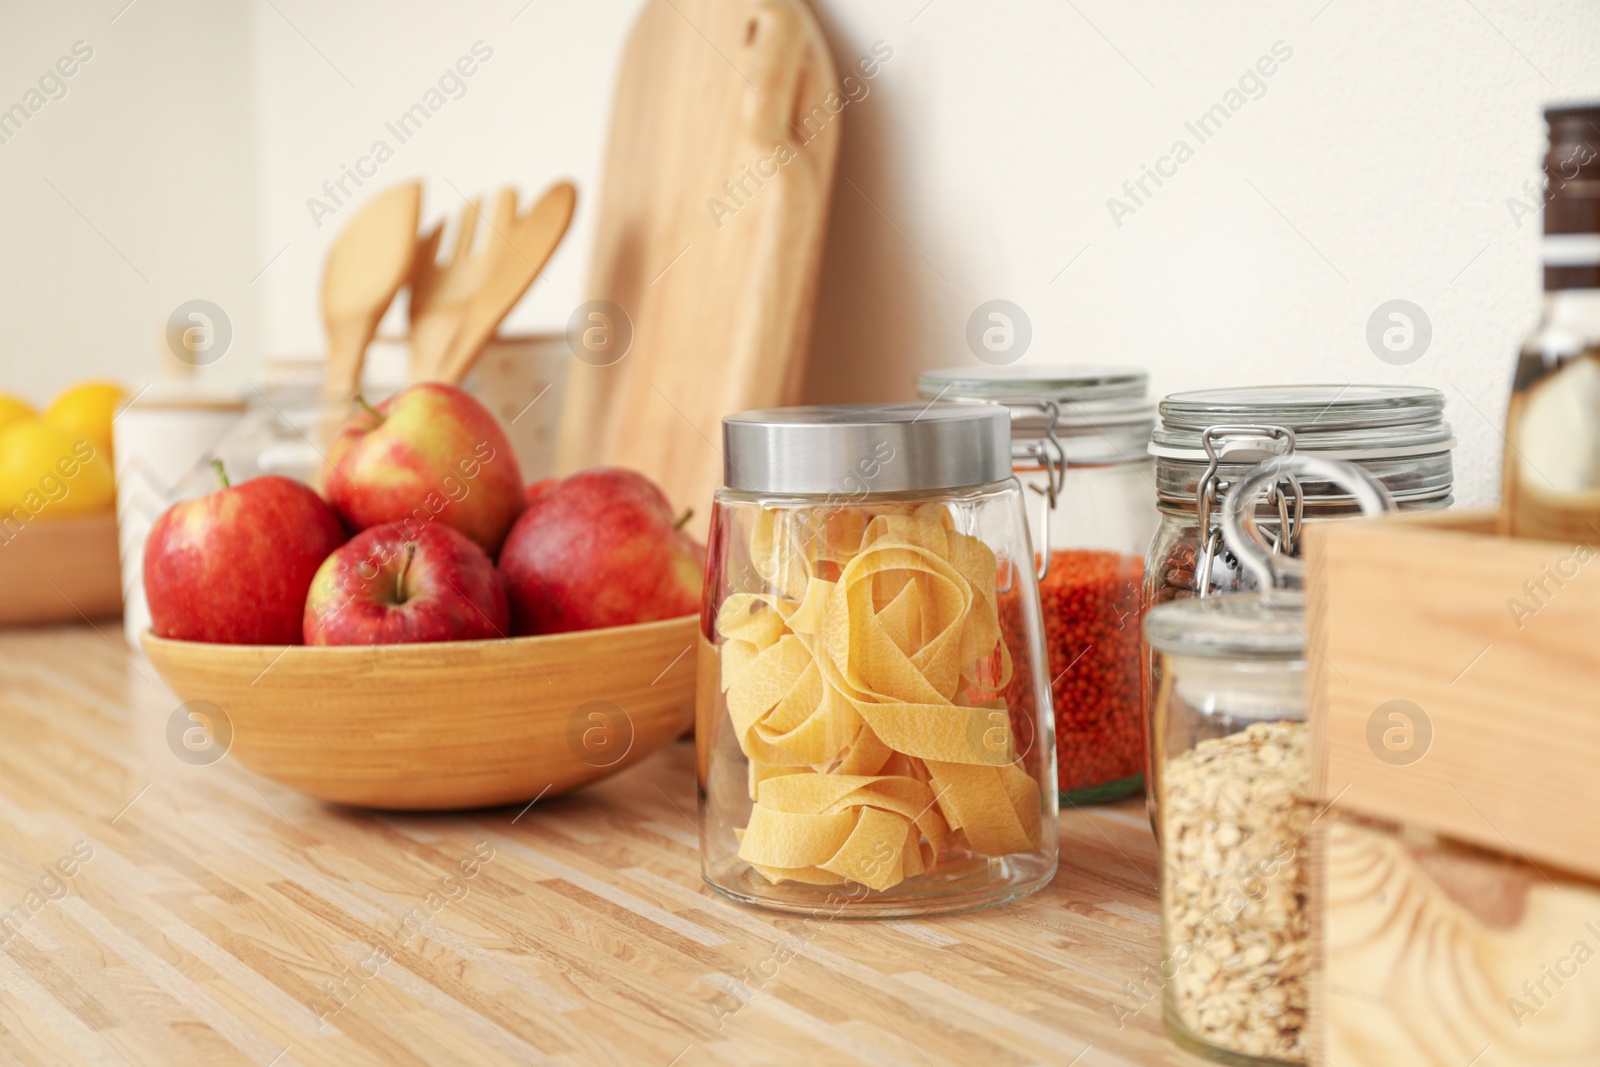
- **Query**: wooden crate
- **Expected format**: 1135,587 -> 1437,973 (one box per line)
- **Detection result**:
1313,814 -> 1600,1066
1305,509 -> 1600,1065
0,512 -> 122,627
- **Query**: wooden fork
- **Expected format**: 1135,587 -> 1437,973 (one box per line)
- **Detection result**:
407,187 -> 515,382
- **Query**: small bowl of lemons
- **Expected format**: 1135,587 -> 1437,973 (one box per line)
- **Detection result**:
0,381 -> 126,626
0,381 -> 122,517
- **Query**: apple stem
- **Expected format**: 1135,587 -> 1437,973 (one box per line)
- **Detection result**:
210,459 -> 230,489
355,394 -> 384,424
396,542 -> 417,603
672,508 -> 694,532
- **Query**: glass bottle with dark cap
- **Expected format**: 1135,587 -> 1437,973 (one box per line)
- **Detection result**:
1504,103 -> 1600,540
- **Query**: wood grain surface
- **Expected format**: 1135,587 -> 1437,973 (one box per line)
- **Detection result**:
1313,816 -> 1600,1066
0,512 -> 121,628
0,624 -> 1202,1067
1305,508 -> 1600,882
555,0 -> 841,538
139,615 -> 697,811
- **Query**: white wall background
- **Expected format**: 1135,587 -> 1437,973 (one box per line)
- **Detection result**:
0,0 -> 262,394
3,0 -> 1598,505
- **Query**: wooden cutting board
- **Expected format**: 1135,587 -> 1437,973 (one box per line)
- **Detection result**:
555,0 -> 841,535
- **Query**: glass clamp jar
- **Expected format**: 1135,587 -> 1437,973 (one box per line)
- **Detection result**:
1147,385 -> 1455,608
697,403 -> 1059,917
1142,385 -> 1454,835
917,366 -> 1158,805
1146,455 -> 1394,1066
1190,424 -> 1301,596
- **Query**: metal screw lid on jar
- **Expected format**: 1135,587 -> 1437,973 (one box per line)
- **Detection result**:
722,403 -> 1011,494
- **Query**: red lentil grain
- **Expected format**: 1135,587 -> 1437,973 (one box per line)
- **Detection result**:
1037,549 -> 1145,798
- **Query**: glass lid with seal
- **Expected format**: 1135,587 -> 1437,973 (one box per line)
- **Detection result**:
1156,383 -> 1443,428
1151,384 -> 1453,459
1143,591 -> 1307,661
1149,384 -> 1455,516
918,365 -> 1156,465
917,364 -> 1147,403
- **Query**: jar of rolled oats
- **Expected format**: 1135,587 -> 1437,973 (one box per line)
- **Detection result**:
1140,386 -> 1454,839
1144,456 -> 1393,1064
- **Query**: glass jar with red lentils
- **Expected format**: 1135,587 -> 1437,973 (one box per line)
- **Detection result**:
918,366 -> 1158,805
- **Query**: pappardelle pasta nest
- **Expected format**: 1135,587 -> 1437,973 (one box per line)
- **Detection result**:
718,503 -> 1042,892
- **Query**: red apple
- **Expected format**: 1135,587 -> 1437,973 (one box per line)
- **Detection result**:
498,467 -> 703,634
524,477 -> 557,505
144,465 -> 345,644
303,521 -> 508,645
320,383 -> 524,555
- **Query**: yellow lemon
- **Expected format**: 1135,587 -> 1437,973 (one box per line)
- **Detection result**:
0,420 -> 115,518
0,394 -> 36,438
45,381 -> 127,462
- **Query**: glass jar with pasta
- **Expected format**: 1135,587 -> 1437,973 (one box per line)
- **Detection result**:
697,403 -> 1059,916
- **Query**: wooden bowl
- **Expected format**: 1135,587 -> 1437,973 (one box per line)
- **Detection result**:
140,615 -> 698,810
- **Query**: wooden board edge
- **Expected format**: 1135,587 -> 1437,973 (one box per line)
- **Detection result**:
775,0 -> 841,407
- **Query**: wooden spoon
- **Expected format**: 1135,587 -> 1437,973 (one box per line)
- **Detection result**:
408,188 -> 516,383
320,182 -> 422,401
434,181 -> 577,386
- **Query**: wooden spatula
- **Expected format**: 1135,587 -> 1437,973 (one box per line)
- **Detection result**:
434,181 -> 577,386
408,188 -> 516,383
321,181 -> 422,400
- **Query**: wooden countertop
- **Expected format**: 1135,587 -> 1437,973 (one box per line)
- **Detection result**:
0,624 -> 1202,1067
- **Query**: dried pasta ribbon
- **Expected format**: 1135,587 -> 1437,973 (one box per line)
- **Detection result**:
721,593 -> 873,771
738,773 -> 949,891
925,760 -> 1042,857
723,507 -> 1042,891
